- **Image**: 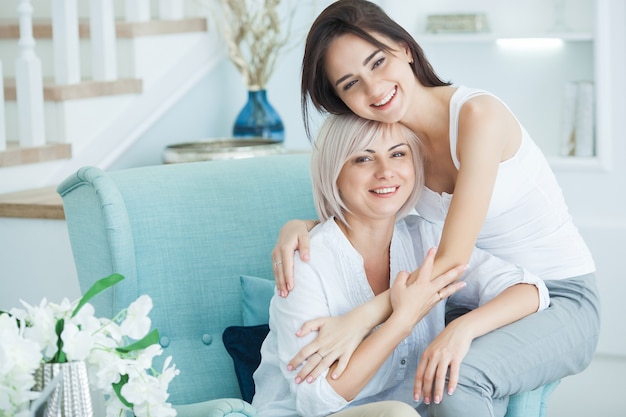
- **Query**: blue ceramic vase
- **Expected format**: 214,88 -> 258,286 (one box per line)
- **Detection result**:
233,90 -> 284,142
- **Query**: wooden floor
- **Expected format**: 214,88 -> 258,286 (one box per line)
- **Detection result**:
0,186 -> 64,219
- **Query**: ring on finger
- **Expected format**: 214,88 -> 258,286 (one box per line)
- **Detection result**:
316,352 -> 325,360
273,260 -> 283,268
437,290 -> 443,301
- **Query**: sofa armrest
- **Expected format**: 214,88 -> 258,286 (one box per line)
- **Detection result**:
175,398 -> 256,417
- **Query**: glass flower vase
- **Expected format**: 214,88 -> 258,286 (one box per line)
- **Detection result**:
233,89 -> 285,142
33,361 -> 94,417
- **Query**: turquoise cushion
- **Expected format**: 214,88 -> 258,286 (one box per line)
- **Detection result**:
240,275 -> 275,326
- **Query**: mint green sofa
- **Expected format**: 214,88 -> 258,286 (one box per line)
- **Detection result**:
57,153 -> 559,417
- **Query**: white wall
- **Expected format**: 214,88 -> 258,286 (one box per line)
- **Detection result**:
0,218 -> 79,310
548,354 -> 626,416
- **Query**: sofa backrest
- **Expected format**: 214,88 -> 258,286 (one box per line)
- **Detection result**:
57,153 -> 316,405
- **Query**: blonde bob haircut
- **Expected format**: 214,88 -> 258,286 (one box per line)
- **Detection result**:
311,114 -> 424,226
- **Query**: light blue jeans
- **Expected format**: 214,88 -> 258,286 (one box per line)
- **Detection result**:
429,274 -> 601,417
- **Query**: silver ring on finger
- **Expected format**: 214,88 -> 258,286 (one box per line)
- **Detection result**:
316,352 -> 325,360
273,260 -> 283,268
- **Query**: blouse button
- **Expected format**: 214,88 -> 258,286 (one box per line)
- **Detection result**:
159,336 -> 170,348
400,359 -> 407,365
202,333 -> 213,345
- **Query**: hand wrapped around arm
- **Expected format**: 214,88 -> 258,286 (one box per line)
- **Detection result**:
271,219 -> 317,297
290,248 -> 467,383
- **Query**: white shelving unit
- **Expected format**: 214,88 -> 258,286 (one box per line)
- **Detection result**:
384,0 -> 610,172
417,32 -> 594,43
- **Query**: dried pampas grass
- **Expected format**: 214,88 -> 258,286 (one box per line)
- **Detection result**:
212,0 -> 300,91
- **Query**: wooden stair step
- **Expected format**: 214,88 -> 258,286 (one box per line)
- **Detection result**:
0,17 -> 208,39
0,143 -> 71,168
0,185 -> 64,219
3,78 -> 143,101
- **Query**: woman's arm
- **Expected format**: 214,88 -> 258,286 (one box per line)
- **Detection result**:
289,256 -> 467,383
272,219 -> 317,297
288,291 -> 392,382
325,249 -> 463,400
429,96 -> 520,279
325,271 -> 418,400
411,225 -> 549,405
413,283 -> 539,405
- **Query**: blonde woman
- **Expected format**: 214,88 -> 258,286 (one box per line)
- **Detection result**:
252,114 -> 547,416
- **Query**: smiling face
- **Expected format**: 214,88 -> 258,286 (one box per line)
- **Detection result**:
337,124 -> 416,226
325,32 -> 416,124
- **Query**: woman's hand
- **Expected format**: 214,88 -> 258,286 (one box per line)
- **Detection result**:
288,311 -> 371,383
413,319 -> 472,405
413,282 -> 542,404
271,220 -> 314,297
390,248 -> 467,327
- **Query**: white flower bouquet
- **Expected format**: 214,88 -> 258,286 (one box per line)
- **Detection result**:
0,274 -> 179,417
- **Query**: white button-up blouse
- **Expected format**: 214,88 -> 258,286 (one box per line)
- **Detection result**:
252,214 -> 548,417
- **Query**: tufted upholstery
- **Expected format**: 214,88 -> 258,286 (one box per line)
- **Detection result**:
57,153 -> 559,417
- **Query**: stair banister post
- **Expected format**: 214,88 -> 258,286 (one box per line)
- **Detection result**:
52,0 -> 81,84
125,0 -> 151,22
0,61 -> 6,151
15,0 -> 46,147
158,0 -> 185,20
89,0 -> 118,81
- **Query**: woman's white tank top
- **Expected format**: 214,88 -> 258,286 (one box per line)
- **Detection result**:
415,86 -> 595,280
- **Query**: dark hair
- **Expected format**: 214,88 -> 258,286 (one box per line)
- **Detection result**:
301,0 -> 450,138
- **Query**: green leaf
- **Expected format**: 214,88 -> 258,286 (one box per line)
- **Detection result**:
52,318 -> 67,363
116,329 -> 160,354
112,374 -> 133,408
72,274 -> 124,318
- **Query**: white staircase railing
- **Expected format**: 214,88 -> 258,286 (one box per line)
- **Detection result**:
4,0 -> 187,151
89,0 -> 118,81
52,0 -> 80,84
16,0 -> 45,148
